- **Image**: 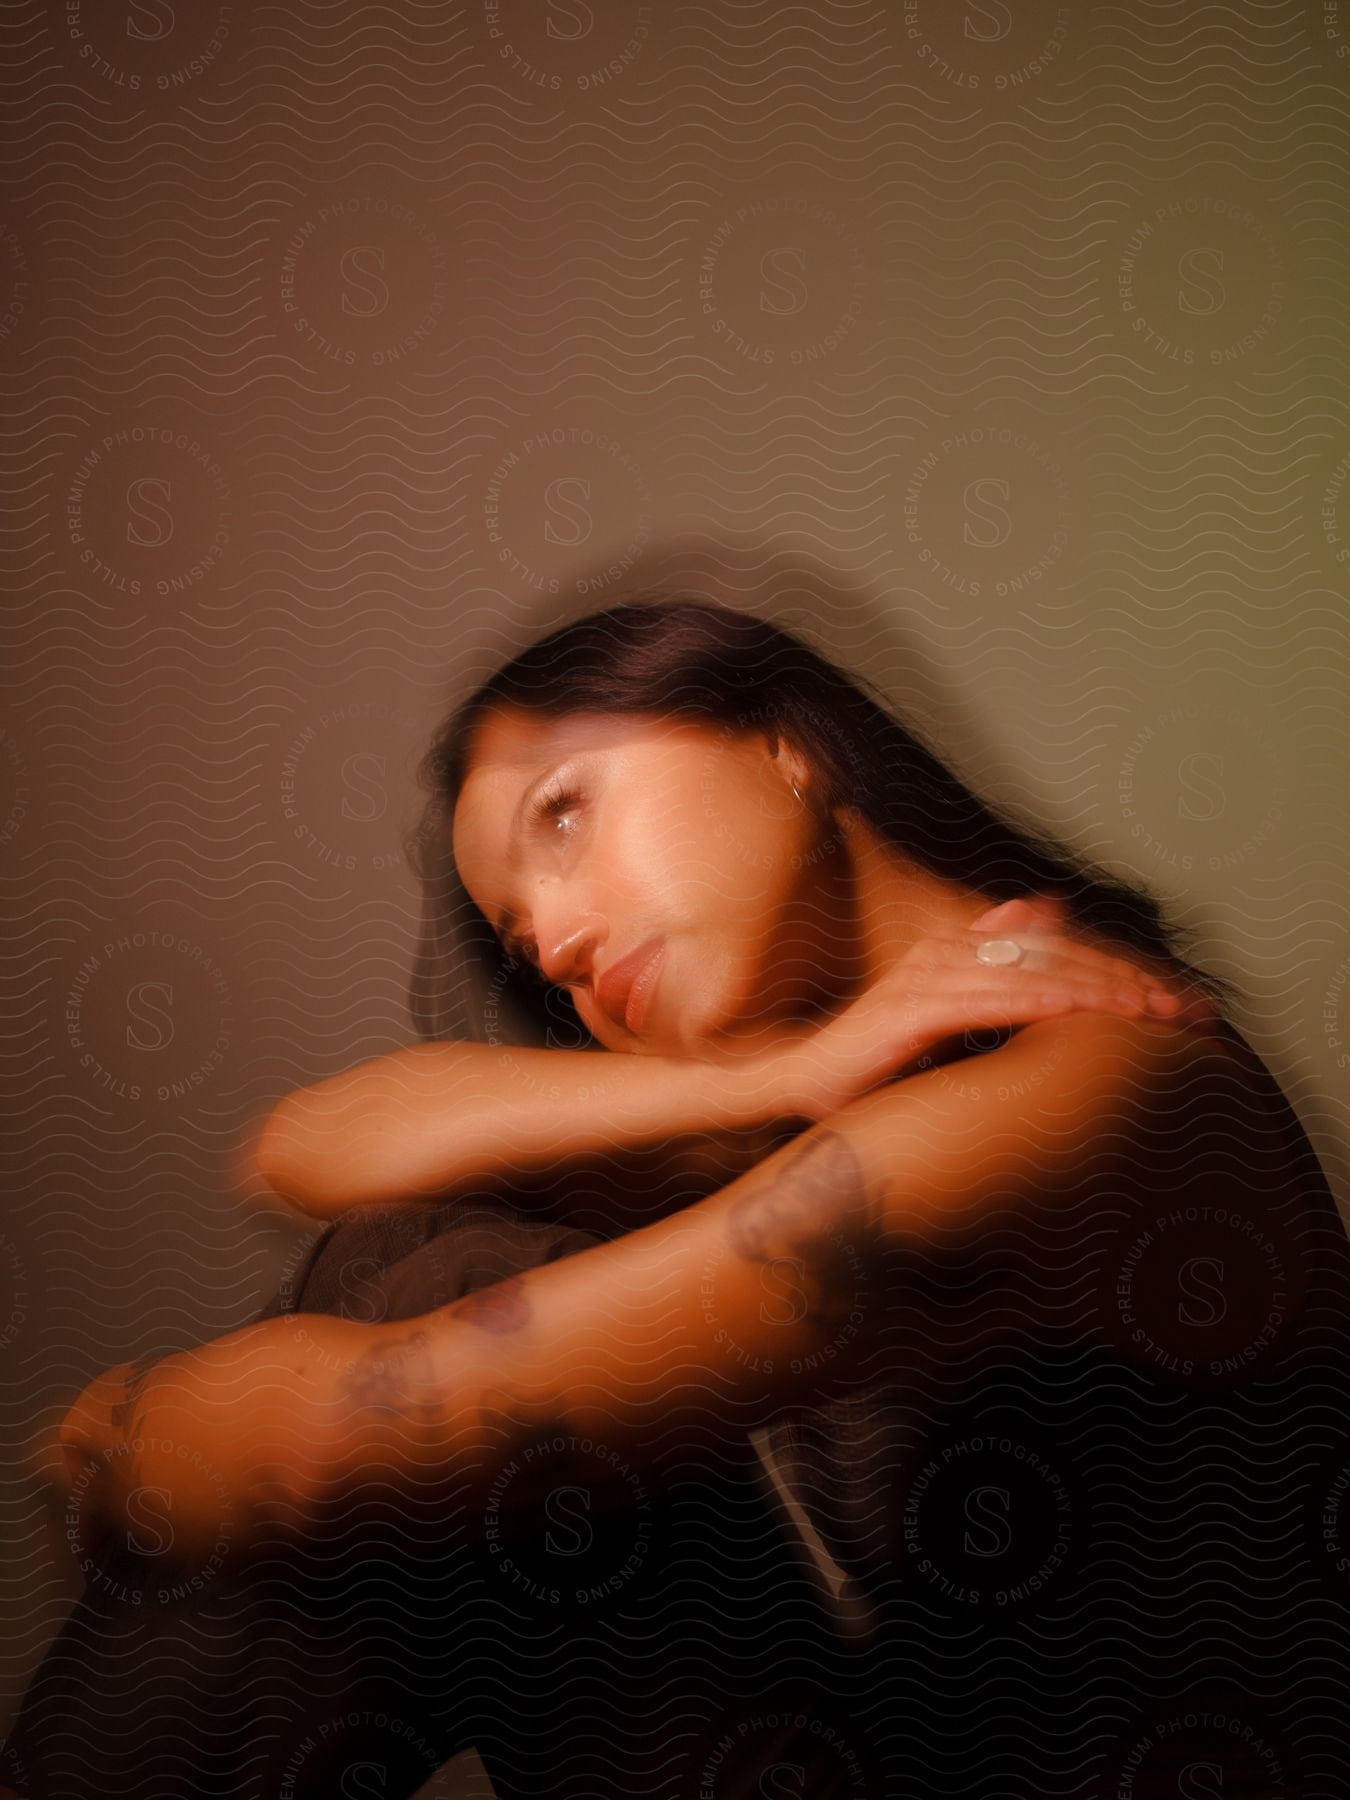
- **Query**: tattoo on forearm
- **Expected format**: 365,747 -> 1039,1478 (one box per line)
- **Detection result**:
341,1327 -> 442,1424
726,1128 -> 874,1259
724,1127 -> 877,1332
446,1274 -> 533,1335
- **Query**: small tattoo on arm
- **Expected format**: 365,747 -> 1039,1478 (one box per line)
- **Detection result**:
341,1327 -> 440,1423
446,1274 -> 533,1335
724,1127 -> 877,1332
726,1128 -> 874,1260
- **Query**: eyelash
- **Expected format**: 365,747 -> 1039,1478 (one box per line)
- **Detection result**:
528,780 -> 581,832
507,781 -> 582,974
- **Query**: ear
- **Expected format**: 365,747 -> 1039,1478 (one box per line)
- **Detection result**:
761,726 -> 813,799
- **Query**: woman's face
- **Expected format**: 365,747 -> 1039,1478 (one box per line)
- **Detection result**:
450,706 -> 856,1057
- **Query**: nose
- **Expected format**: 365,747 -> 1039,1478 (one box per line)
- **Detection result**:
534,904 -> 605,992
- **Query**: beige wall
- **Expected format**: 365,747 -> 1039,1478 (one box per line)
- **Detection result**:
3,1 -> 1348,1782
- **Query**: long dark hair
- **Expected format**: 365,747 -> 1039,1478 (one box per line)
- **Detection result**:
406,587 -> 1238,1047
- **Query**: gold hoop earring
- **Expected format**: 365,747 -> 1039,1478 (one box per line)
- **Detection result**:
790,780 -> 804,805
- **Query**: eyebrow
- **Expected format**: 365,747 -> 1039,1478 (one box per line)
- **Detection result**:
490,764 -> 559,954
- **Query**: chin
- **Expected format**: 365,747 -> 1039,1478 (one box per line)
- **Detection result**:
647,992 -> 710,1058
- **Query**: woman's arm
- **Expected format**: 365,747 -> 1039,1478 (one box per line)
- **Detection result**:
422,1009 -> 1208,1451
250,1035 -> 824,1223
60,1009 -> 1210,1558
250,899 -> 1183,1224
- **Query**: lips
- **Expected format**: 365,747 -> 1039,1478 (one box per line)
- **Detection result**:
596,936 -> 666,1034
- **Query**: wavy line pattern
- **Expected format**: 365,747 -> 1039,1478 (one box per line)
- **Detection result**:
1,0 -> 1348,1794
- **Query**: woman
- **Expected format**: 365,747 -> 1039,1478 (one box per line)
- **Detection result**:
9,595 -> 1349,1799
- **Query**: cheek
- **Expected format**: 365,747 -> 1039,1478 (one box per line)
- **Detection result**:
623,765 -> 803,916
609,794 -> 708,893
704,786 -> 801,889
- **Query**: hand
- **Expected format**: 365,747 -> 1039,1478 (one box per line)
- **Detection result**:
48,1327 -> 349,1568
785,894 -> 1206,1119
44,1315 -> 549,1564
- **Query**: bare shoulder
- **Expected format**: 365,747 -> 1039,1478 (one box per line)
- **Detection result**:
1011,1008 -> 1237,1097
844,1008 -> 1231,1141
778,1009 -> 1241,1252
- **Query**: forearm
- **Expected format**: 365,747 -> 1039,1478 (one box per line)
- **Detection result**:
254,1036 -> 822,1220
56,1123 -> 885,1565
61,1015 -> 1185,1558
413,1016 -> 1169,1455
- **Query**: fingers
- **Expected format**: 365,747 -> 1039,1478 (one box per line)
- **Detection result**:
1033,947 -> 1178,1011
961,912 -> 1180,1011
922,954 -> 1181,1024
970,896 -> 1066,933
941,979 -> 1145,1030
951,929 -> 1164,992
973,979 -> 1130,1021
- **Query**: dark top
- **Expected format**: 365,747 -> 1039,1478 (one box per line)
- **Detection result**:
260,1017 -> 1350,1796
763,1017 -> 1350,1794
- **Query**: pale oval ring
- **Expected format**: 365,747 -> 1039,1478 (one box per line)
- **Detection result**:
974,936 -> 1027,967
